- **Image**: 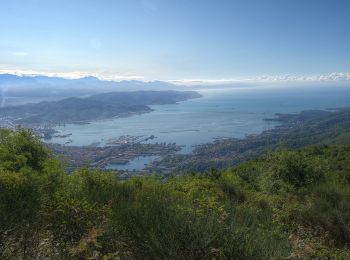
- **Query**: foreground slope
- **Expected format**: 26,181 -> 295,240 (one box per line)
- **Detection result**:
1,128 -> 350,259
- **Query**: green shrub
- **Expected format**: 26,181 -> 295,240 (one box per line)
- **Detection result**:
272,151 -> 325,189
1,129 -> 350,258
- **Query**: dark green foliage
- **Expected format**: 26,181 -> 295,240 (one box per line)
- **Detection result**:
0,128 -> 49,172
1,129 -> 350,258
231,145 -> 350,257
296,184 -> 350,247
272,150 -> 325,189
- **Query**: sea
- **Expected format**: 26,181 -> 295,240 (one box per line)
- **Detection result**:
48,84 -> 350,170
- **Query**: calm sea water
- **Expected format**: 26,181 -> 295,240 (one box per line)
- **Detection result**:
106,155 -> 160,171
49,85 -> 350,155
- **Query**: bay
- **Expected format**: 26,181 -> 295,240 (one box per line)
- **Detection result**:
49,84 -> 350,156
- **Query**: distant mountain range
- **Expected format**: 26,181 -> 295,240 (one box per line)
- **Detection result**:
0,73 -> 181,106
0,90 -> 202,125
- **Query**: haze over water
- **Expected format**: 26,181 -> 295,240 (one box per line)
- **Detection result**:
50,85 -> 350,153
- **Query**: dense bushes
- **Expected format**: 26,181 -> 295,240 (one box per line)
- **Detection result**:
1,129 -> 350,258
0,128 -> 49,172
272,151 -> 325,189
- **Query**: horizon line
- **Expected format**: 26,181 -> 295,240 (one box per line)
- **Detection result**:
1,69 -> 350,86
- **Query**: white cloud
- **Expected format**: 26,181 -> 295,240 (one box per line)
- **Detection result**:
0,68 -> 144,81
0,68 -> 349,85
167,72 -> 350,85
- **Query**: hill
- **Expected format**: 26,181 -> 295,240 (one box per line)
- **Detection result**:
0,90 -> 201,125
161,107 -> 350,172
0,73 -> 182,106
1,128 -> 350,258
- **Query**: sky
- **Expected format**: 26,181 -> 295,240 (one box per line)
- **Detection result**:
0,0 -> 350,82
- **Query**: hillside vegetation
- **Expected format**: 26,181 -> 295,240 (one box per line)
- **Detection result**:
175,108 -> 350,172
1,128 -> 350,259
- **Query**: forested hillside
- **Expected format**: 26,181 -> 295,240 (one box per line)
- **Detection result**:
174,108 -> 350,172
1,128 -> 350,258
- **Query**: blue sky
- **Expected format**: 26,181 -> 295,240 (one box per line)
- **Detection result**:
0,0 -> 350,81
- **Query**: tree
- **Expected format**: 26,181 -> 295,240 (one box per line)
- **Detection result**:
0,128 -> 49,172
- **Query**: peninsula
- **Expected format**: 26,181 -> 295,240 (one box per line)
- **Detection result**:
0,90 -> 202,126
